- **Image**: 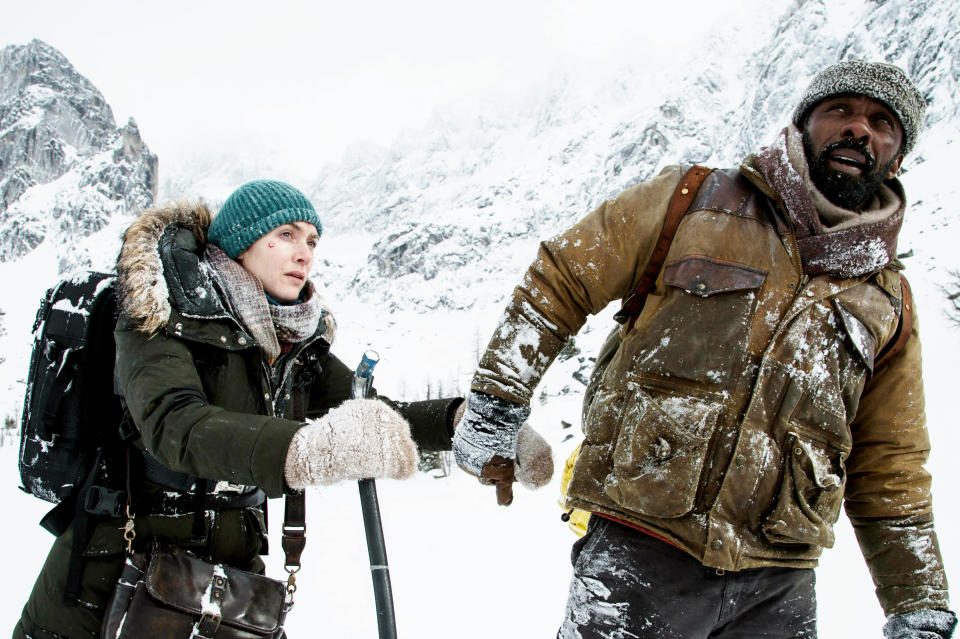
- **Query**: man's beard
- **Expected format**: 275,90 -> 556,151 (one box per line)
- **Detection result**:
802,130 -> 898,210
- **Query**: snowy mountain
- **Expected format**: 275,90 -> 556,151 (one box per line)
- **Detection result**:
0,39 -> 157,273
298,0 -> 960,321
1,0 -> 959,637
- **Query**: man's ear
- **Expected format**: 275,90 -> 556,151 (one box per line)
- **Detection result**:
886,154 -> 904,179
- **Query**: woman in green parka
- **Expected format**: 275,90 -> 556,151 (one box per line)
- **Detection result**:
14,180 -> 464,638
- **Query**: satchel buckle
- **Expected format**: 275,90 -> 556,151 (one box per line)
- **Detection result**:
195,611 -> 222,638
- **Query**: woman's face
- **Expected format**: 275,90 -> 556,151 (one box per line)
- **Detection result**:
236,222 -> 319,302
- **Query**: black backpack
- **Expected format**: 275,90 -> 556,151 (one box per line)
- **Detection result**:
18,271 -> 128,535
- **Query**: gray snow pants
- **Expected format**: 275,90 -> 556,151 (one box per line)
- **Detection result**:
558,517 -> 817,639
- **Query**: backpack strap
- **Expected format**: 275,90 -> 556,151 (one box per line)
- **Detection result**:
874,273 -> 914,372
62,448 -> 107,605
613,165 -> 713,327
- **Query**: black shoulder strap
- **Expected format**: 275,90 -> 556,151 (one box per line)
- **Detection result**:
614,165 -> 713,327
282,378 -> 308,582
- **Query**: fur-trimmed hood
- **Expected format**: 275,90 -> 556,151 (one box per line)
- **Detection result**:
116,200 -> 336,343
117,200 -> 213,335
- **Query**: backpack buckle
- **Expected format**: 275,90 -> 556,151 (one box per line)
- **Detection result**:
84,486 -> 126,518
32,296 -> 51,333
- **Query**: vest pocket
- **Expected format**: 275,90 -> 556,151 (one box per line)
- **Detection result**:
632,256 -> 766,387
761,430 -> 847,548
604,386 -> 721,518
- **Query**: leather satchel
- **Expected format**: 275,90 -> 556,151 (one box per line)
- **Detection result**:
102,494 -> 306,638
101,543 -> 288,638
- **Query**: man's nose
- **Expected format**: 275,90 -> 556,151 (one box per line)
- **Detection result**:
841,114 -> 872,142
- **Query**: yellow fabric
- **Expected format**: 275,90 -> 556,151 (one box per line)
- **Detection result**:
559,443 -> 591,537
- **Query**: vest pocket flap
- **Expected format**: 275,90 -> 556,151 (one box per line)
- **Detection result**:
832,299 -> 877,372
144,547 -> 286,633
663,255 -> 766,297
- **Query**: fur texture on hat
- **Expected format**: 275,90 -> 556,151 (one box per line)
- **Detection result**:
792,60 -> 926,155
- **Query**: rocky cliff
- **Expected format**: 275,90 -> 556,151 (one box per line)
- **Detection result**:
0,39 -> 157,268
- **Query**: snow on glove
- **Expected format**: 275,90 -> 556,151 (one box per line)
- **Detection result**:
453,391 -> 529,473
454,391 -> 550,505
883,609 -> 957,639
284,398 -> 419,489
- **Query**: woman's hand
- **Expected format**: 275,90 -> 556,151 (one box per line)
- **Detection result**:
284,399 -> 419,488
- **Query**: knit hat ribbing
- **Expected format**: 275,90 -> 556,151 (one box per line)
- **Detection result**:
792,60 -> 926,156
208,180 -> 322,258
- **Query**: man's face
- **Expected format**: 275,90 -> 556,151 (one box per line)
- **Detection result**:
236,222 -> 319,302
801,94 -> 905,210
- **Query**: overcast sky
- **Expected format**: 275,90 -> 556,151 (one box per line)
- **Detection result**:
4,1 -> 765,179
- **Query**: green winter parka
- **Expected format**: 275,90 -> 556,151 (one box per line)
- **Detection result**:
13,200 -> 459,639
472,164 -> 949,617
114,199 -> 458,508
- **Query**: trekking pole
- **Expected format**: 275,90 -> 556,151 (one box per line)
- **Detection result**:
351,350 -> 398,639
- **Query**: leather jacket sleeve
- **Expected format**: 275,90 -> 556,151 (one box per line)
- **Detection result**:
844,307 -> 950,615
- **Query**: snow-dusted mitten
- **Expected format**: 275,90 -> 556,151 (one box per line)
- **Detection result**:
453,392 -> 555,505
284,399 -> 419,489
516,422 -> 554,489
452,391 -> 530,476
883,609 -> 957,639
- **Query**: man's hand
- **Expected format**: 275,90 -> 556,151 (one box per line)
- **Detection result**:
884,609 -> 957,639
452,391 -> 553,505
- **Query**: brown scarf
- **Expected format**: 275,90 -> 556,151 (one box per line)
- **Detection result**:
204,244 -> 333,363
752,125 -> 905,279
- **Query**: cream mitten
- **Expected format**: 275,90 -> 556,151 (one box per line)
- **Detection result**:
284,399 -> 419,489
515,422 -> 554,489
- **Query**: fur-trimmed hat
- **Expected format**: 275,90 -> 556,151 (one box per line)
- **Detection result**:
792,60 -> 926,156
208,180 -> 322,258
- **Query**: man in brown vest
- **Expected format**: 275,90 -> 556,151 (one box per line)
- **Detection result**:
454,61 -> 955,638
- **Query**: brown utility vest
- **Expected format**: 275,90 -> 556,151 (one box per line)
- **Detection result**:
563,166 -> 915,571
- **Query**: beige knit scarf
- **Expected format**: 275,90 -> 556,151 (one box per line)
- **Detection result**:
752,125 -> 905,279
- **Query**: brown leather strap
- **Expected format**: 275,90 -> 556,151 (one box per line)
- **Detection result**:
614,165 -> 713,326
874,274 -> 914,372
281,492 -> 307,570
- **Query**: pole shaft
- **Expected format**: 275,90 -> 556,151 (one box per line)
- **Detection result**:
359,478 -> 396,639
352,350 -> 397,639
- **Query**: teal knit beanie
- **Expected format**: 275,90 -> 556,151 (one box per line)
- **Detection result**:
208,180 -> 322,258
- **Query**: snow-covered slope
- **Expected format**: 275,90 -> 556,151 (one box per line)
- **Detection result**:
1,0 -> 959,637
